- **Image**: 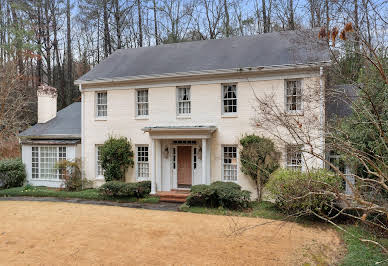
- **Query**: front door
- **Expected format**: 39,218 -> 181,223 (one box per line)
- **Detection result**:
177,146 -> 192,188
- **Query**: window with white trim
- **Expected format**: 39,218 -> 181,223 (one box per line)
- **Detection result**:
285,80 -> 302,112
286,145 -> 302,170
96,92 -> 107,117
136,145 -> 149,180
136,89 -> 149,117
177,87 -> 191,115
222,84 -> 237,114
222,146 -> 238,181
96,146 -> 104,178
31,146 -> 67,180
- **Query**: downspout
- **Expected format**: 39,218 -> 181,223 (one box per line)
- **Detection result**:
79,84 -> 84,189
319,66 -> 325,168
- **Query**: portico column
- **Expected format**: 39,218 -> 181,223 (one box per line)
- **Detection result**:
151,138 -> 156,194
202,138 -> 207,184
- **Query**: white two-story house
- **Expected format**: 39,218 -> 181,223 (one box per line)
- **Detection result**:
19,30 -> 330,198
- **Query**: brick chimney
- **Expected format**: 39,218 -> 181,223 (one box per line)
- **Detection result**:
37,84 -> 57,124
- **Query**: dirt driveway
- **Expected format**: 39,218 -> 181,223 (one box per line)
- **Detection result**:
0,201 -> 343,265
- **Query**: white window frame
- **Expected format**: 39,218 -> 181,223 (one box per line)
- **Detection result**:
31,146 -> 67,180
96,145 -> 104,179
222,84 -> 238,116
222,145 -> 238,182
286,145 -> 303,170
96,91 -> 108,118
285,79 -> 303,114
136,145 -> 150,181
176,86 -> 191,117
135,89 -> 149,118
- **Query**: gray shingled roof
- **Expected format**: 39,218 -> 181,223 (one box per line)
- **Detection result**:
19,102 -> 81,139
77,30 -> 329,83
326,85 -> 357,119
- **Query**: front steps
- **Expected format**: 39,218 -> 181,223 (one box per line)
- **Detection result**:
156,190 -> 190,203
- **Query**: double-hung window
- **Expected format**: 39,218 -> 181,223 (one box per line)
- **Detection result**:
96,146 -> 104,178
285,80 -> 302,112
286,145 -> 302,170
222,146 -> 238,181
96,92 -> 107,118
136,89 -> 149,117
31,146 -> 67,180
136,145 -> 149,180
222,84 -> 237,114
177,87 -> 191,116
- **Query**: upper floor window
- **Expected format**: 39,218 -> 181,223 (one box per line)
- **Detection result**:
222,84 -> 237,114
285,80 -> 302,112
177,87 -> 191,115
222,146 -> 238,181
96,92 -> 107,117
136,145 -> 149,180
136,89 -> 149,117
286,145 -> 302,170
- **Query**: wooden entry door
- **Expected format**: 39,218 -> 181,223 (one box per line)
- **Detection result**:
177,146 -> 192,188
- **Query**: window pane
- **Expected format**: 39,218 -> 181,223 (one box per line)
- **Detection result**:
223,146 -> 237,181
286,145 -> 302,170
137,146 -> 149,179
286,80 -> 302,112
223,85 -> 237,113
97,92 -> 108,117
177,87 -> 191,115
136,89 -> 149,116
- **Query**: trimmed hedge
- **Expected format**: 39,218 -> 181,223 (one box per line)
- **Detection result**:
99,181 -> 151,198
266,168 -> 342,215
186,181 -> 251,210
0,158 -> 26,189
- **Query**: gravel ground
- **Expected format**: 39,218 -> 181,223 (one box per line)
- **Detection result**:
0,201 -> 344,265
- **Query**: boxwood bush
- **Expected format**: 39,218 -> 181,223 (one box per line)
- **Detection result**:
0,158 -> 26,189
99,180 -> 151,198
266,168 -> 342,215
186,181 -> 251,210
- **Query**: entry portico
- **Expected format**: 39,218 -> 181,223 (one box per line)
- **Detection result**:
142,126 -> 217,194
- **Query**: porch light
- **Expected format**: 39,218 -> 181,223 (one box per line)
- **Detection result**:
164,147 -> 169,159
198,147 -> 202,160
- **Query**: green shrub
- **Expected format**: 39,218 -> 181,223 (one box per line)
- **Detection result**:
266,168 -> 342,215
186,181 -> 251,210
0,158 -> 26,189
239,134 -> 280,201
56,159 -> 91,191
100,136 -> 134,181
99,181 -> 151,198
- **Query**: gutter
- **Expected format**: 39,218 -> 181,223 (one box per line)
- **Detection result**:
75,61 -> 331,88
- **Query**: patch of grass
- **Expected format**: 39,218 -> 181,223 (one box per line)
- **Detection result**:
0,186 -> 159,204
138,196 -> 160,204
340,225 -> 388,266
180,201 -> 290,221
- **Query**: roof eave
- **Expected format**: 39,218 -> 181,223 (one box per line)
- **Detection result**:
19,134 -> 81,140
75,61 -> 331,87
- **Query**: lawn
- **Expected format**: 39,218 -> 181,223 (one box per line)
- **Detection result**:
181,203 -> 388,265
0,186 -> 160,203
340,225 -> 388,266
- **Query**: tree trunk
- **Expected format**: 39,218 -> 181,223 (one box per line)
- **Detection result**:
66,0 -> 72,105
137,0 -> 143,47
103,0 -> 111,57
113,0 -> 122,49
152,0 -> 159,45
256,169 -> 263,201
262,0 -> 268,33
223,0 -> 230,37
